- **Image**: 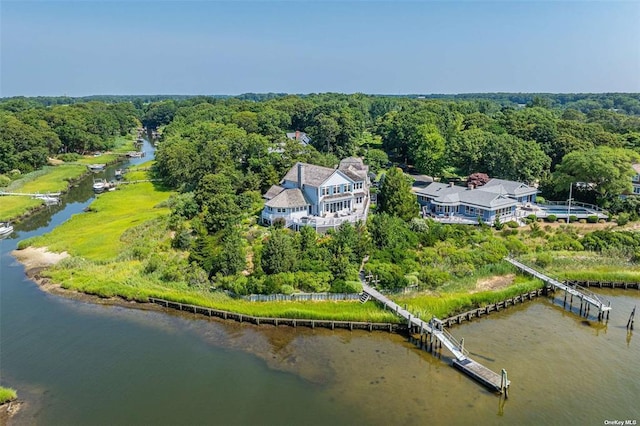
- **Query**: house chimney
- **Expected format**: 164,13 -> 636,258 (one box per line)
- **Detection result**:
297,163 -> 305,188
468,183 -> 475,190
449,182 -> 455,188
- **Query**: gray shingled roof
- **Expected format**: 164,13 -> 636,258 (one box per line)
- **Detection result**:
265,188 -> 310,208
282,162 -> 339,187
633,163 -> 640,174
339,165 -> 368,182
416,182 -> 516,209
458,191 -> 516,209
481,179 -> 537,196
339,157 -> 366,170
263,185 -> 285,200
415,182 -> 463,198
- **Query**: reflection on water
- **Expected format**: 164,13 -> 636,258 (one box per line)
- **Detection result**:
2,137 -> 639,425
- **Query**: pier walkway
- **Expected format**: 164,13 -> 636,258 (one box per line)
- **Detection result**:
360,277 -> 510,395
505,257 -> 611,319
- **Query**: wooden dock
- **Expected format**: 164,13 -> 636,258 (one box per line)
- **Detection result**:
506,257 -> 611,320
360,278 -> 510,395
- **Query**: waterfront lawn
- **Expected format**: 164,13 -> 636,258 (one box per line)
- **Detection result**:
0,387 -> 17,404
395,277 -> 544,319
13,165 -> 87,194
75,135 -> 136,165
0,164 -> 88,221
24,180 -> 172,261
0,197 -> 42,222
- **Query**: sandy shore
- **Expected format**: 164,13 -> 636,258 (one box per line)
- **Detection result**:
12,247 -> 69,273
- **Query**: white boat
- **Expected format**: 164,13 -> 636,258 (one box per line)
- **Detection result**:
0,222 -> 13,237
33,194 -> 61,205
93,179 -> 108,192
115,169 -> 124,180
87,163 -> 106,172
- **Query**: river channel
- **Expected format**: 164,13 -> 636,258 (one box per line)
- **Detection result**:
1,138 -> 639,425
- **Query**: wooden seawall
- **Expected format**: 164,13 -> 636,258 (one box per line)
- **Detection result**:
442,288 -> 546,327
564,280 -> 639,290
147,297 -> 399,332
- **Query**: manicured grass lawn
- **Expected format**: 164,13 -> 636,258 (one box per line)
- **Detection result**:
0,386 -> 17,404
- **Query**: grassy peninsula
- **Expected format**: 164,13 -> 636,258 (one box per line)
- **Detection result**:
0,135 -> 136,222
0,387 -> 17,405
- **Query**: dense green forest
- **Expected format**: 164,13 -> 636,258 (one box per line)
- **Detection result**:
4,93 -> 640,295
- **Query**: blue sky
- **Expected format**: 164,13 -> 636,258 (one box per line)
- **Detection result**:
1,1 -> 639,96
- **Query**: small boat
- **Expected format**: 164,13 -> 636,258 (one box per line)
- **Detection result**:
115,169 -> 124,180
87,163 -> 106,172
93,178 -> 108,192
33,194 -> 60,205
0,222 -> 14,237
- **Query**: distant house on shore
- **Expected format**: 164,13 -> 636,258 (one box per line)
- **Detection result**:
415,178 -> 538,225
631,164 -> 640,195
261,157 -> 371,232
285,131 -> 311,146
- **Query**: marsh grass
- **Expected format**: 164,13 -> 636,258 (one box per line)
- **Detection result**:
520,251 -> 640,283
24,179 -> 172,261
395,277 -> 543,319
0,197 -> 42,222
0,386 -> 17,404
0,164 -> 88,220
45,261 -> 399,322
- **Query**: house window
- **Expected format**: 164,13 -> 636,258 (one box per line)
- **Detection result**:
465,206 -> 476,216
346,184 -> 352,192
634,186 -> 640,194
354,182 -> 363,190
333,185 -> 340,194
356,196 -> 363,204
277,208 -> 285,213
322,187 -> 329,196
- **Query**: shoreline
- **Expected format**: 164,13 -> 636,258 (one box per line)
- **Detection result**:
8,247 -> 571,331
3,155 -> 126,224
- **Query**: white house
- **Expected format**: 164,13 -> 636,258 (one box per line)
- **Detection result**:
261,157 -> 371,231
632,164 -> 640,195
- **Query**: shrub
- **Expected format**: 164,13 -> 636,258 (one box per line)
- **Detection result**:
330,280 -> 362,293
546,214 -> 557,223
506,220 -> 519,228
58,153 -> 82,162
525,214 -> 537,224
0,175 -> 11,187
536,196 -> 546,204
579,219 -> 587,224
272,217 -> 286,229
587,215 -> 598,223
617,213 -> 630,226
535,252 -> 553,268
569,215 -> 578,223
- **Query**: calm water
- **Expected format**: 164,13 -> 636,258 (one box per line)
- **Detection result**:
1,138 -> 639,425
